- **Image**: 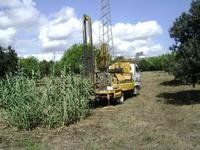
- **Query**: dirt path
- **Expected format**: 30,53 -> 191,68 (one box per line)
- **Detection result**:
1,72 -> 200,149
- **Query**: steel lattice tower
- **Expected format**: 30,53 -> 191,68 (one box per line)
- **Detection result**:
99,0 -> 114,58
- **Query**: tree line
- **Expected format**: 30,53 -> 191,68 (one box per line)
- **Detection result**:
0,44 -> 84,79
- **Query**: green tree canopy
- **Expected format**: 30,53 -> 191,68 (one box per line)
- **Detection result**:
61,44 -> 83,73
0,46 -> 18,77
39,60 -> 54,77
19,57 -> 39,77
169,0 -> 200,87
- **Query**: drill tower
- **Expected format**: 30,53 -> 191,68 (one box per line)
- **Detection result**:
99,0 -> 114,58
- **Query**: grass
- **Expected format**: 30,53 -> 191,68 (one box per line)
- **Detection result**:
17,138 -> 46,150
0,71 -> 93,130
1,71 -> 200,149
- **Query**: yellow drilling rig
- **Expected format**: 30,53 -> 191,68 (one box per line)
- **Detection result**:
82,14 -> 141,105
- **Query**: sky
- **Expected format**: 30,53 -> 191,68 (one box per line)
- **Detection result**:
0,0 -> 192,61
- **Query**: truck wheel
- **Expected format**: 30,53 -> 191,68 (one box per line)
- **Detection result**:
133,86 -> 139,95
118,93 -> 124,104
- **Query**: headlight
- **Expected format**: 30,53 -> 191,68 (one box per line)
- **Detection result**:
107,86 -> 113,90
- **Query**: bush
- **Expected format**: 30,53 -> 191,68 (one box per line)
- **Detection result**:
0,72 -> 93,129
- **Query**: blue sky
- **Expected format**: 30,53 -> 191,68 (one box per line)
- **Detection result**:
0,0 -> 192,60
35,0 -> 191,50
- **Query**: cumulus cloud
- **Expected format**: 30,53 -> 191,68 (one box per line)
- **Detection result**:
0,0 -> 42,46
0,1 -> 164,60
90,20 -> 164,57
0,0 -> 40,28
38,9 -> 163,56
111,21 -> 163,56
0,28 -> 16,46
39,7 -> 82,52
113,21 -> 162,41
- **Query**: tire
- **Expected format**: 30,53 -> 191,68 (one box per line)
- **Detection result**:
133,86 -> 139,95
118,93 -> 124,104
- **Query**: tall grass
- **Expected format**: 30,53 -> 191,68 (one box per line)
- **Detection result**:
0,71 -> 93,130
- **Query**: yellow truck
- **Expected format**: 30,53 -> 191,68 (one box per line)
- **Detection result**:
95,60 -> 141,104
82,15 -> 141,104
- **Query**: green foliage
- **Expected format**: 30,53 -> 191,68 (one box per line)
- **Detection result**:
0,73 -> 42,129
0,46 -> 18,77
169,0 -> 200,87
61,44 -> 100,74
138,55 -> 168,71
0,71 -> 93,129
8,44 -> 99,78
61,44 -> 83,73
39,60 -> 54,77
52,61 -> 62,76
19,57 -> 40,78
41,74 -> 92,127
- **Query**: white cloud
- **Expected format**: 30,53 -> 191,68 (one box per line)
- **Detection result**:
0,28 -> 16,46
0,2 -> 164,60
39,7 -> 82,52
39,10 -> 164,57
0,0 -> 43,47
113,21 -> 162,41
111,21 -> 163,56
0,0 -> 40,29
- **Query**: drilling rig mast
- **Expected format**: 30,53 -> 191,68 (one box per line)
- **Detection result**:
81,1 -> 141,105
99,0 -> 114,59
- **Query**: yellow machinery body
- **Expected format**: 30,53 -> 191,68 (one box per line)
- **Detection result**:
95,60 -> 136,101
82,14 -> 140,103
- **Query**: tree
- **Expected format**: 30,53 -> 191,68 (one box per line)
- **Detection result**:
60,44 -> 100,74
0,46 -> 18,77
61,44 -> 83,73
19,57 -> 39,77
39,60 -> 54,77
169,0 -> 200,87
52,61 -> 62,76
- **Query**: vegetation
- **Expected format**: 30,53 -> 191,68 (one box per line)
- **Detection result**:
0,46 -> 18,78
169,0 -> 200,87
2,72 -> 199,149
0,71 -> 93,130
138,55 -> 169,71
19,57 -> 40,78
61,44 -> 83,74
39,60 -> 54,78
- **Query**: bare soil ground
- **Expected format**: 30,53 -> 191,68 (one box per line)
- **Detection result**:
1,71 -> 200,150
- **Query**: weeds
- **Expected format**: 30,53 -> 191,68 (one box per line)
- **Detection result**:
0,71 -> 93,130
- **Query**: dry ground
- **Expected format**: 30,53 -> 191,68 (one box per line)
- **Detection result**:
0,71 -> 200,150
